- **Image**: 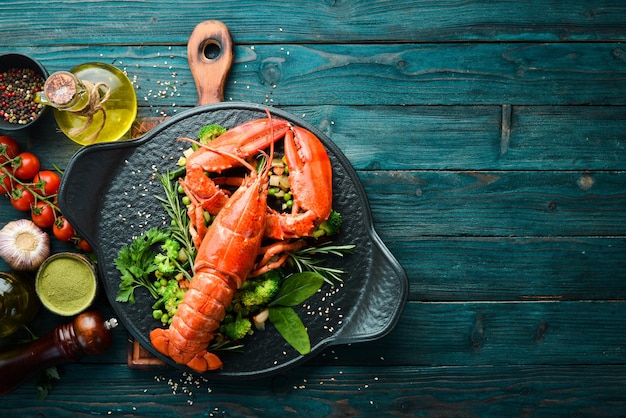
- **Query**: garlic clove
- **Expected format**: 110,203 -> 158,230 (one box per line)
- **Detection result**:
0,219 -> 50,271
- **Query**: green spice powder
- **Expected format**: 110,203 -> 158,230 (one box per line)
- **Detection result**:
37,257 -> 96,314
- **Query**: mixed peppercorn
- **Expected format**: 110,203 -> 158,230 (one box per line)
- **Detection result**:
0,67 -> 45,126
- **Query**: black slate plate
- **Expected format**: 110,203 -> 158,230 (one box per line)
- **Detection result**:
59,102 -> 408,379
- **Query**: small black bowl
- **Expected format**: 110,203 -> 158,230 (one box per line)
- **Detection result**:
0,53 -> 49,131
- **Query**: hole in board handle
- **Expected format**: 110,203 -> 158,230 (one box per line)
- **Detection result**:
202,40 -> 221,60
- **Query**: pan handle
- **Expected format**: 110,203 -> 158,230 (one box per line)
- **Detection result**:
187,20 -> 233,106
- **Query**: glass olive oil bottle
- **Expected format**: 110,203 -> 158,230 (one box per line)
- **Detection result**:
0,272 -> 39,338
38,62 -> 137,145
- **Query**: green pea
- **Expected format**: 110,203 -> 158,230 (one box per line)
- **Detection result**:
153,310 -> 163,320
268,187 -> 280,196
182,196 -> 191,206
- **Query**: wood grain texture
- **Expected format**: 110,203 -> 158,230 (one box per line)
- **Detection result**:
1,0 -> 625,414
1,0 -> 625,45
1,42 -> 625,106
3,363 -> 626,417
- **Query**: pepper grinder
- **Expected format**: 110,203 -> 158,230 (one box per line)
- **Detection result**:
0,310 -> 118,396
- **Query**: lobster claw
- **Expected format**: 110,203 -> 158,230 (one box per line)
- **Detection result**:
265,126 -> 333,239
181,118 -> 289,245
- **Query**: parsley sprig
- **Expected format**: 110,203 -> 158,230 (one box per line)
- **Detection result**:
115,228 -> 169,302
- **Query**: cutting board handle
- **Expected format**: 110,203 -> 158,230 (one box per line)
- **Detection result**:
187,20 -> 233,106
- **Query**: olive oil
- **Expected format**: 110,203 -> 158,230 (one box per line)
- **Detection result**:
0,272 -> 39,338
39,62 -> 137,145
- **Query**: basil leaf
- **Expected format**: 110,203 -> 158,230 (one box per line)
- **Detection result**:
269,306 -> 311,355
269,272 -> 324,307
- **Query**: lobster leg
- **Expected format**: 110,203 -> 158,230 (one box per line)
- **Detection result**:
265,126 -> 333,239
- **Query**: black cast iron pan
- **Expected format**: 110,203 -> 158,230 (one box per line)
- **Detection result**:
58,21 -> 408,378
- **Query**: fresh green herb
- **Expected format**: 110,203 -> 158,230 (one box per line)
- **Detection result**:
269,271 -> 325,307
35,366 -> 60,401
267,272 -> 325,355
269,306 -> 311,355
115,227 -> 170,302
288,242 -> 356,285
155,172 -> 196,272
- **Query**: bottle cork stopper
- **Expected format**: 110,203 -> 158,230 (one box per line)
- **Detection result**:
43,71 -> 78,106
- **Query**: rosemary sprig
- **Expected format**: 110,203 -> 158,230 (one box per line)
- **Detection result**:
288,242 -> 356,285
155,172 -> 196,272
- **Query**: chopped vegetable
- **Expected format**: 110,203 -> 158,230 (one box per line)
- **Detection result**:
239,270 -> 282,308
197,124 -> 227,144
312,209 -> 343,238
154,239 -> 181,274
223,313 -> 252,340
152,277 -> 187,325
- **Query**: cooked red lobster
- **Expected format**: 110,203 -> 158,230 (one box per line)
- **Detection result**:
150,116 -> 332,371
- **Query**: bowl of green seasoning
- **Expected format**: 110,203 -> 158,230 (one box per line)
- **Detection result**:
35,252 -> 98,316
0,53 -> 49,131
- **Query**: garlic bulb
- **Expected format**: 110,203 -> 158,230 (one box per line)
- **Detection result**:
0,219 -> 50,271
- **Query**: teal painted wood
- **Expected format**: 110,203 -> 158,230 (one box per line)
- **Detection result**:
0,0 -> 625,414
6,104 -> 626,172
288,105 -> 626,171
2,42 -> 626,106
360,170 -> 626,237
0,0 -> 625,45
395,237 -> 626,301
3,363 -> 626,417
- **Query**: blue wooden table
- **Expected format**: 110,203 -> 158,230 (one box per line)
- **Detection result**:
1,1 -> 626,416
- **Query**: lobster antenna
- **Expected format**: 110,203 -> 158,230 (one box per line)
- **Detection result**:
178,136 -> 256,172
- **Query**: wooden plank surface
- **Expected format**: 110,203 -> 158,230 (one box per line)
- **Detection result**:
1,0 -> 625,45
3,363 -> 626,417
1,0 -> 626,415
2,43 -> 625,106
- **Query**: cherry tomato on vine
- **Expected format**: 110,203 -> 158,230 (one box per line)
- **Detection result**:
0,135 -> 19,164
0,172 -> 13,194
13,152 -> 40,181
31,201 -> 56,228
33,170 -> 61,196
77,239 -> 93,252
53,216 -> 75,242
10,185 -> 35,211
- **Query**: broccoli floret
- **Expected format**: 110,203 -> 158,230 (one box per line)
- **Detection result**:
162,239 -> 180,259
223,314 -> 252,340
154,239 -> 181,274
312,209 -> 343,238
154,253 -> 175,274
198,124 -> 227,144
239,271 -> 282,308
153,278 -> 187,324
